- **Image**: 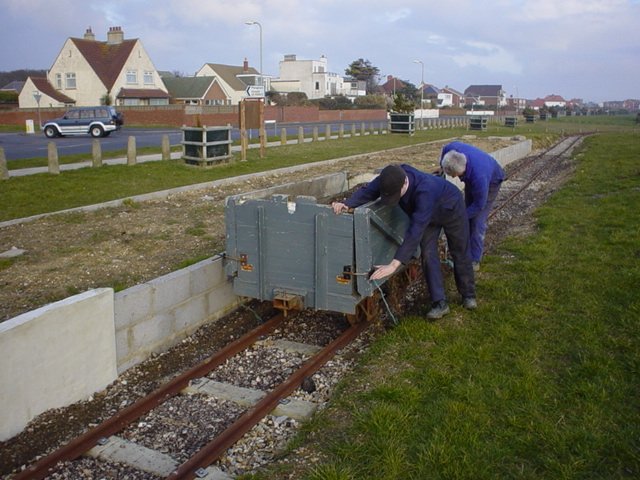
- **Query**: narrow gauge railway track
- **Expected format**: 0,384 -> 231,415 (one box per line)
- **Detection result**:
11,310 -> 369,480
490,134 -> 588,220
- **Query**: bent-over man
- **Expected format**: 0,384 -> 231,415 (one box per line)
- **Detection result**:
440,141 -> 505,271
331,164 -> 476,319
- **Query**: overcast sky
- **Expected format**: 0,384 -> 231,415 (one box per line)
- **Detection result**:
2,0 -> 639,104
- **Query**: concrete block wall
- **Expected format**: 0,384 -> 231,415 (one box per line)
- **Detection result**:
115,255 -> 241,373
492,137 -> 533,167
0,289 -> 116,441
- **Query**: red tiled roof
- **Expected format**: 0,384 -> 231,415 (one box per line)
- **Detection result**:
71,37 -> 137,91
31,77 -> 76,103
116,88 -> 170,99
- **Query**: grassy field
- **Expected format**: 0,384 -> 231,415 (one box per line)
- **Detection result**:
245,131 -> 640,479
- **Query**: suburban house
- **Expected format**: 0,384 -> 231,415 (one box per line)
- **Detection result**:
270,54 -> 366,101
195,60 -> 262,105
507,95 -> 527,112
161,75 -> 222,106
19,77 -> 75,108
0,80 -> 25,93
543,94 -> 567,108
379,75 -> 409,97
437,86 -> 465,108
19,26 -> 169,108
464,85 -> 506,108
418,83 -> 440,107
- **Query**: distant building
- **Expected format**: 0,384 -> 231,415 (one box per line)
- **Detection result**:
464,85 -> 505,108
419,83 -> 440,107
438,86 -> 465,108
19,77 -> 75,108
270,54 -> 365,101
623,99 -> 640,111
162,75 -> 225,106
0,80 -> 25,93
379,75 -> 408,96
195,59 -> 262,105
543,94 -> 566,108
19,26 -> 169,108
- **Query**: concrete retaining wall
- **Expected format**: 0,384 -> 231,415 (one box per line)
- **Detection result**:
0,289 -> 116,441
0,139 -> 532,441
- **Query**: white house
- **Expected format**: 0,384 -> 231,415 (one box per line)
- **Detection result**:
271,54 -> 365,101
19,27 -> 169,108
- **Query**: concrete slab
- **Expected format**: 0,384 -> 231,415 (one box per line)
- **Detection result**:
183,378 -> 317,420
87,435 -> 177,476
86,435 -> 233,478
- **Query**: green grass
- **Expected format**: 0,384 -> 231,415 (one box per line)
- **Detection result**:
244,131 -> 640,480
6,145 -> 182,170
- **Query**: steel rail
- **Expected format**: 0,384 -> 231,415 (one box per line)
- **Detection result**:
167,320 -> 369,480
489,134 -> 586,220
13,313 -> 286,480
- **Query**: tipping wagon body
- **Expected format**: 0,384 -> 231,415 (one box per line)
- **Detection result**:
224,174 -> 410,315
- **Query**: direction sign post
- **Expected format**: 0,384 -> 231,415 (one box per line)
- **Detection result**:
245,85 -> 265,98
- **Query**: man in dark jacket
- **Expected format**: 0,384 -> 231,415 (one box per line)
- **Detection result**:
331,164 -> 476,319
440,141 -> 505,271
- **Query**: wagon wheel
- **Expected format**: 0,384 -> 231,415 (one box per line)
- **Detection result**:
404,261 -> 422,284
384,273 -> 404,313
346,291 -> 382,325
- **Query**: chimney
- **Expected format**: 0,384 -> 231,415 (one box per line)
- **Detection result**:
107,26 -> 124,45
243,57 -> 249,72
84,27 -> 95,41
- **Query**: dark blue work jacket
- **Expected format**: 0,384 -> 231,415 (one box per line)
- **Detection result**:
441,141 -> 505,219
344,164 -> 464,264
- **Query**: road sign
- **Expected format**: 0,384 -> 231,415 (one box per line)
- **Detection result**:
245,85 -> 265,98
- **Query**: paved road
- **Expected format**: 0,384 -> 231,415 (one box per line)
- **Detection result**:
0,128 -> 182,161
0,121 -> 386,161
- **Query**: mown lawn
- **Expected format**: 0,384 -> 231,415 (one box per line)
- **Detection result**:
247,131 -> 640,479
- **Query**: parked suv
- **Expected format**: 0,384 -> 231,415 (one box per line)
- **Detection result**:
43,106 -> 124,138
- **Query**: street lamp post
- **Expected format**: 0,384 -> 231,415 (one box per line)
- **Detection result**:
33,90 -> 42,131
413,60 -> 424,129
245,21 -> 263,87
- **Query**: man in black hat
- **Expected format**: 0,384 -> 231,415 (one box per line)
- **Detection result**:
331,164 -> 476,319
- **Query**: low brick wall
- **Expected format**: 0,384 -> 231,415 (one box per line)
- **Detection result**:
0,105 -> 387,128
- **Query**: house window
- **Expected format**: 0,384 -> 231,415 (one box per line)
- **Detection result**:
315,81 -> 320,90
65,73 -> 76,89
143,71 -> 154,85
123,98 -> 140,106
126,70 -> 138,84
55,73 -> 62,89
